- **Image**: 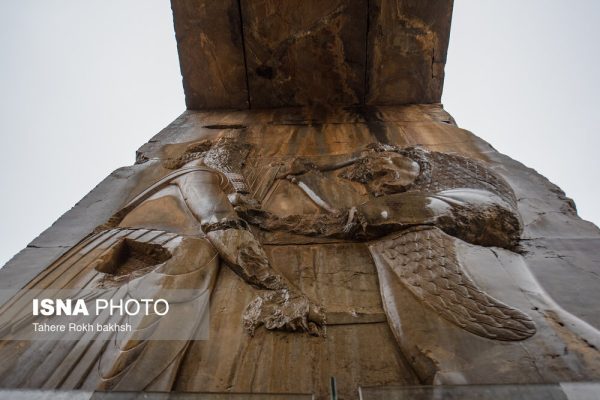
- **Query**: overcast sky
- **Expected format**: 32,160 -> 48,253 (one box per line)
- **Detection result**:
0,1 -> 599,267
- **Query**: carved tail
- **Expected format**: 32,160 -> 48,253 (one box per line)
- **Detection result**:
369,226 -> 536,341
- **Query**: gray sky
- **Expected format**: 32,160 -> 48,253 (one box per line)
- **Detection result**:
0,1 -> 599,267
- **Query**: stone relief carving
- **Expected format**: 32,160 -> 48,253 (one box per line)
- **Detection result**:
238,143 -> 533,340
231,137 -> 600,384
240,144 -> 521,247
0,0 -> 597,394
99,133 -> 327,338
1,126 -> 600,392
370,226 -> 536,341
0,131 -> 325,390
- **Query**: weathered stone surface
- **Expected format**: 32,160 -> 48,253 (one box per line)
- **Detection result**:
171,0 -> 453,109
175,266 -> 416,399
523,238 -> 600,329
0,247 -> 66,301
241,0 -> 367,107
366,0 -> 454,105
171,0 -> 248,109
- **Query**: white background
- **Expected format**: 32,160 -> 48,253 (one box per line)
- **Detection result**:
1,0 -> 599,266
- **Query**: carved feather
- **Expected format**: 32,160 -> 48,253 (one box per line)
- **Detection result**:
370,226 -> 536,341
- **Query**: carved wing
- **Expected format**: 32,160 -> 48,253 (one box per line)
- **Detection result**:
369,226 -> 536,341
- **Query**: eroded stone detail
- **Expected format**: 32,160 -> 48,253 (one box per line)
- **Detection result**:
92,237 -> 172,287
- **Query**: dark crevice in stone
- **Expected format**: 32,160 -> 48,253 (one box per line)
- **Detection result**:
202,124 -> 247,130
363,0 -> 371,105
237,0 -> 252,109
255,65 -> 274,80
27,244 -> 71,249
